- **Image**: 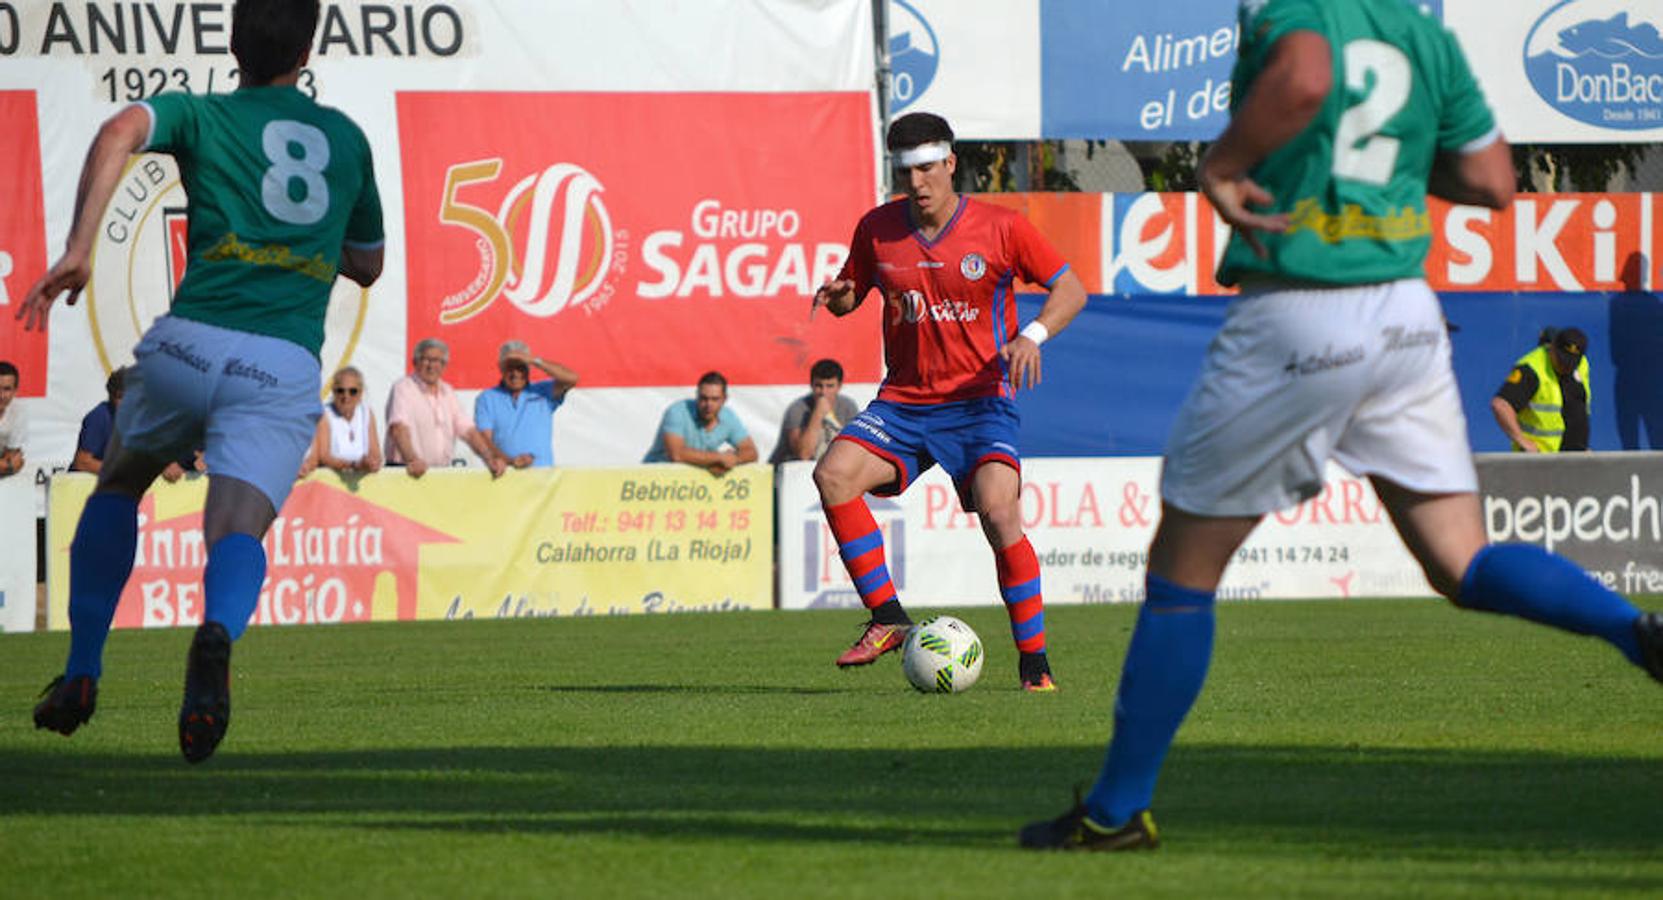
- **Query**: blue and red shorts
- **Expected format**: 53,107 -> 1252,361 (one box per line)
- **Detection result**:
833,396 -> 1021,512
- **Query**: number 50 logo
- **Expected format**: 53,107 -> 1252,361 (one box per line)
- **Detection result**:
436,158 -> 620,324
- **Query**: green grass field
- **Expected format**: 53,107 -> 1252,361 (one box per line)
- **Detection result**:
2,599 -> 1660,898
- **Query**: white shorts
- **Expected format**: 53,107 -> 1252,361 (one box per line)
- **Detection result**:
118,315 -> 321,510
1160,278 -> 1477,517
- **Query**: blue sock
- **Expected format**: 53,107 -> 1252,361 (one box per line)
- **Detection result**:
1459,544 -> 1643,666
203,533 -> 267,641
65,493 -> 141,679
1085,574 -> 1216,827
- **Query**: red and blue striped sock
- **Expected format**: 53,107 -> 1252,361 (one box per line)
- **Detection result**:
997,537 -> 1045,654
824,497 -> 907,624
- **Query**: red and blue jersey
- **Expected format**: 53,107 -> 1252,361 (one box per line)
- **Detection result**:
838,197 -> 1069,404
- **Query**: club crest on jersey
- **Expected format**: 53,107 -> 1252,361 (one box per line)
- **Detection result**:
85,153 -> 368,387
959,252 -> 986,281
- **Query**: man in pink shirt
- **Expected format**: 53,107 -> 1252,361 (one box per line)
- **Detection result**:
385,338 -> 507,478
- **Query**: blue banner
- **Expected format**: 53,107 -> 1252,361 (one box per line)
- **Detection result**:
1017,288 -> 1659,457
1036,0 -> 1444,140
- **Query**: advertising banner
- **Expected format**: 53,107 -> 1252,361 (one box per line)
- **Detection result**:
47,464 -> 773,631
777,459 -> 1431,611
1091,192 -> 1660,297
0,472 -> 35,632
0,0 -> 877,497
1448,0 -> 1663,143
1040,0 -> 1240,141
885,0 -> 1042,139
0,89 -> 48,398
1476,452 -> 1663,594
396,91 -> 879,391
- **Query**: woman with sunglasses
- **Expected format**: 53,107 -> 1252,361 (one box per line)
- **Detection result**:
309,366 -> 383,475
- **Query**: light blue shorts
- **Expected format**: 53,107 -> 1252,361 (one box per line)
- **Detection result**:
117,315 -> 321,510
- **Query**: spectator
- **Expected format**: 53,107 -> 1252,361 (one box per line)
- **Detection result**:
770,357 -> 860,463
385,338 -> 507,479
643,371 -> 758,475
1491,327 -> 1591,452
71,367 -> 125,474
0,360 -> 22,478
474,341 -> 578,469
308,366 -> 383,475
73,367 -> 201,482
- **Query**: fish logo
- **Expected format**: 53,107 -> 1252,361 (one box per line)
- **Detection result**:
1524,2 -> 1663,131
887,0 -> 940,114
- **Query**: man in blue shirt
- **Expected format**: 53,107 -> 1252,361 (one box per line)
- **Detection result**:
644,371 -> 758,475
473,341 -> 579,469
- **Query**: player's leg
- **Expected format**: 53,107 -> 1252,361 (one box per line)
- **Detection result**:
1018,505 -> 1258,849
966,460 -> 1053,690
177,324 -> 319,763
34,433 -> 175,735
814,435 -> 914,665
1372,478 -> 1655,677
1024,283 -> 1372,850
36,328 -> 206,736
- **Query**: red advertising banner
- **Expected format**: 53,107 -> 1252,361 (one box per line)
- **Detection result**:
1040,191 -> 1658,297
397,92 -> 880,389
0,91 -> 48,396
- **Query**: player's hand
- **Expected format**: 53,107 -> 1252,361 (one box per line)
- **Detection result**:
407,458 -> 428,478
1001,335 -> 1044,391
512,453 -> 534,469
1519,441 -> 1543,454
487,455 -> 508,478
160,462 -> 186,484
1198,158 -> 1287,260
812,278 -> 855,319
16,251 -> 93,331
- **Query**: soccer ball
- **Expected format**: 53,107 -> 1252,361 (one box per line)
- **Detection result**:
901,615 -> 984,693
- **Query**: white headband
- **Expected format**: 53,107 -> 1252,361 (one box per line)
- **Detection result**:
894,141 -> 951,167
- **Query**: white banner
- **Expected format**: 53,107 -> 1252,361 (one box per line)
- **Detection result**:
885,0 -> 1040,139
777,458 -> 1433,610
0,0 -> 878,503
0,472 -> 35,631
1446,0 -> 1663,143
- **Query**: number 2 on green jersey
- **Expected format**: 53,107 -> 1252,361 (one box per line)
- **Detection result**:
1333,39 -> 1410,186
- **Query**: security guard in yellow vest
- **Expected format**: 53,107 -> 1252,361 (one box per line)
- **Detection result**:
1491,327 -> 1591,452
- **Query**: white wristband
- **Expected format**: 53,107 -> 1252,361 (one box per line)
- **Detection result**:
1019,320 -> 1050,346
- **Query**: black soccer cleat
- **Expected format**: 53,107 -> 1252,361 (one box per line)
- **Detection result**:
178,622 -> 233,764
1636,612 -> 1663,685
1019,794 -> 1160,851
33,675 -> 98,736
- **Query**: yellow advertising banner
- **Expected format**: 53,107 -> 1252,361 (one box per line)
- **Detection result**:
46,465 -> 774,631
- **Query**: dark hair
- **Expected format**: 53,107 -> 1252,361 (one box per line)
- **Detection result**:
0,361 -> 17,382
232,0 -> 320,85
886,112 -> 954,152
696,371 -> 728,393
106,366 -> 127,399
809,358 -> 844,383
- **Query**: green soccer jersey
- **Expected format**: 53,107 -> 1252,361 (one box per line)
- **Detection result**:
142,86 -> 383,357
1217,0 -> 1497,287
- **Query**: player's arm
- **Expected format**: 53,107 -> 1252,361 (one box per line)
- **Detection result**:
338,243 -> 384,287
16,104 -> 152,330
1198,30 -> 1333,257
339,131 -> 386,287
1001,269 -> 1088,392
813,218 -> 874,318
1429,137 -> 1514,211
